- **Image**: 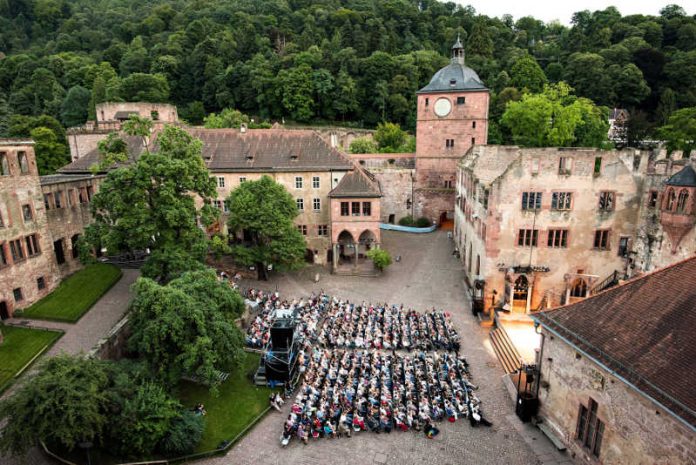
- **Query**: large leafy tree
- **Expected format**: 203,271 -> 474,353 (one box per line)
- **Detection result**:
226,176 -> 306,280
60,85 -> 90,127
501,83 -> 609,148
29,126 -> 70,174
128,269 -> 245,387
0,356 -> 110,455
658,106 -> 696,157
510,55 -> 547,93
83,125 -> 217,282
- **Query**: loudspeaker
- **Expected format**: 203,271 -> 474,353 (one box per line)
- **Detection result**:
515,392 -> 539,423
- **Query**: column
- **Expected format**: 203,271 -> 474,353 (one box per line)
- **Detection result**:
354,243 -> 359,267
332,243 -> 338,271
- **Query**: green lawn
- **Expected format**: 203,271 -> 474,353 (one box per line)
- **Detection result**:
19,264 -> 122,322
177,352 -> 274,452
0,326 -> 62,391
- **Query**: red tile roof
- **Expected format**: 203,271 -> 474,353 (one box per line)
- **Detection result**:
535,256 -> 696,428
329,167 -> 381,198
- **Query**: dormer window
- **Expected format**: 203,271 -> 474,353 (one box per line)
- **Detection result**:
449,78 -> 457,87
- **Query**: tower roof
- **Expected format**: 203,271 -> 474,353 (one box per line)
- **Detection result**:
666,164 -> 696,187
417,62 -> 487,94
452,34 -> 464,50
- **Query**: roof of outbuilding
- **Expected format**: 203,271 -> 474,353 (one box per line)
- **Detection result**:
329,167 -> 382,198
58,136 -> 147,173
534,257 -> 696,429
666,165 -> 696,188
417,62 -> 487,94
40,173 -> 103,185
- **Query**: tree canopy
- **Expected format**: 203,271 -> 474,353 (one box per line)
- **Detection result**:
658,106 -> 696,156
83,124 -> 217,282
226,175 -> 306,280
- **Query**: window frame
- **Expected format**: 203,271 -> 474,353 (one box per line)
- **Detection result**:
295,176 -> 303,189
598,191 -> 615,212
312,176 -> 320,189
551,192 -> 573,211
10,239 -> 25,262
0,152 -> 10,176
296,198 -> 304,211
362,201 -> 371,216
313,198 -> 321,212
547,229 -> 568,248
558,156 -> 573,175
25,234 -> 40,257
317,225 -> 328,236
576,398 -> 604,458
18,151 -> 29,174
351,201 -> 361,216
517,228 -> 539,247
521,192 -> 542,211
593,229 -> 610,250
22,204 -> 34,222
217,176 -> 225,188
340,202 -> 349,216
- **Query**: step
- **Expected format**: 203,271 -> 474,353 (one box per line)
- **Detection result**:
490,328 -> 522,374
538,422 -> 567,451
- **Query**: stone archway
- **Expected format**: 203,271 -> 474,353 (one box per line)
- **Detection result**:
337,230 -> 355,265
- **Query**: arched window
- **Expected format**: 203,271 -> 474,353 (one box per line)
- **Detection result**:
677,189 -> 689,213
666,189 -> 676,211
570,279 -> 588,298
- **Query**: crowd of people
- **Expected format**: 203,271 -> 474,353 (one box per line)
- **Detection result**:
281,348 -> 489,445
318,302 -> 460,352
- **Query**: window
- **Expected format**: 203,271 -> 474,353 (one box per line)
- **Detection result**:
44,193 -> 53,210
71,234 -> 80,259
37,276 -> 46,290
13,288 -> 23,302
531,158 -> 540,175
618,236 -> 629,257
312,198 -> 321,211
54,239 -> 65,264
472,121 -> 476,128
78,188 -> 87,204
471,137 -> 476,146
0,152 -> 9,175
25,234 -> 40,257
444,180 -> 453,188
594,157 -> 602,175
213,200 -> 223,210
677,189 -> 689,213
666,189 -> 676,210
425,97 -> 429,107
86,185 -> 94,200
351,201 -> 361,216
66,189 -> 74,207
648,190 -> 658,208
54,191 -> 63,209
445,139 -> 455,148
239,176 -> 246,183
547,229 -> 568,248
18,151 -> 29,174
22,204 -> 33,222
457,96 -> 466,105
517,229 -> 538,247
312,176 -> 320,189
0,243 -> 7,266
341,202 -> 349,216
558,156 -> 572,175
598,191 -> 615,212
521,192 -> 542,210
593,230 -> 610,250
10,239 -> 24,262
297,225 -> 307,236
223,200 -> 230,213
317,225 -> 328,236
217,177 -> 225,188
151,110 -> 159,120
576,398 -> 604,458
482,189 -> 490,210
296,198 -> 304,211
362,202 -> 371,216
551,192 -> 572,210
570,279 -> 588,298
295,176 -> 303,189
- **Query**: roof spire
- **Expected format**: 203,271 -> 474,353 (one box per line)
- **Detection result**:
452,34 -> 465,65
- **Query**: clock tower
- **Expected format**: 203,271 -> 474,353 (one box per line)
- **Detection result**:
414,37 -> 489,224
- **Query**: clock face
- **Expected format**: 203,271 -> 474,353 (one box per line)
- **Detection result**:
434,97 -> 452,117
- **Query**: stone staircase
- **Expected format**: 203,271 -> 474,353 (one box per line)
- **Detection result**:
490,326 -> 523,374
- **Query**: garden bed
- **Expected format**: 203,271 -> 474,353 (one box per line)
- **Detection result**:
19,264 -> 122,323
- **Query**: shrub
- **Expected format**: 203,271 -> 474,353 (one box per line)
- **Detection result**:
366,248 -> 392,271
415,217 -> 432,228
349,137 -> 377,154
158,411 -> 205,457
398,215 -> 415,226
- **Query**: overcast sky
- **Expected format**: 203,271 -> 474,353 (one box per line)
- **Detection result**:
457,1 -> 694,24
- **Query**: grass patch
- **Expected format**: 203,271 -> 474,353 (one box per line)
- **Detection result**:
177,352 -> 273,452
20,264 -> 122,323
0,326 -> 62,391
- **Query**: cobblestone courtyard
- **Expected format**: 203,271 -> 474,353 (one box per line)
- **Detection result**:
222,230 -> 572,465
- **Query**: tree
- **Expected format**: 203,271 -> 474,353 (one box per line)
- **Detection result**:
0,356 -> 110,455
158,411 -> 205,457
276,64 -> 314,122
119,73 -> 170,102
349,137 -> 378,154
204,108 -> 249,128
226,176 -> 306,280
83,125 -> 217,282
29,126 -> 70,174
60,85 -> 90,127
128,270 -> 245,387
366,248 -> 392,271
374,122 -> 406,152
658,107 -> 696,157
510,55 -> 547,93
501,83 -> 609,148
333,70 -> 358,120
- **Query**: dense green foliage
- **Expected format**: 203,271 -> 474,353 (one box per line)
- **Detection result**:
83,125 -> 217,282
0,355 -> 206,458
366,247 -> 392,271
128,269 -> 245,388
226,175 -> 306,280
658,106 -> 696,156
19,263 -> 122,322
0,1 -> 693,143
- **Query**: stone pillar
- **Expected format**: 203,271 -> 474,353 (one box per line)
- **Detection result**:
354,243 -> 359,267
332,243 -> 338,271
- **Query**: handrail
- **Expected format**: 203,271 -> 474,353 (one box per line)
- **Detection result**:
590,270 -> 620,295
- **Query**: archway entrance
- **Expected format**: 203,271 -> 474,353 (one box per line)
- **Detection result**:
358,230 -> 377,260
337,230 -> 355,265
513,275 -> 529,312
439,211 -> 453,230
0,301 -> 8,320
304,248 -> 315,264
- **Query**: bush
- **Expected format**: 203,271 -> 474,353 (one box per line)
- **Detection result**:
158,411 -> 205,457
415,217 -> 432,228
349,137 -> 377,154
374,122 -> 406,151
398,215 -> 415,226
366,248 -> 392,271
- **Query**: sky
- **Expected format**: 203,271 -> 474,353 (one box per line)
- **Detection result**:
456,0 -> 695,24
